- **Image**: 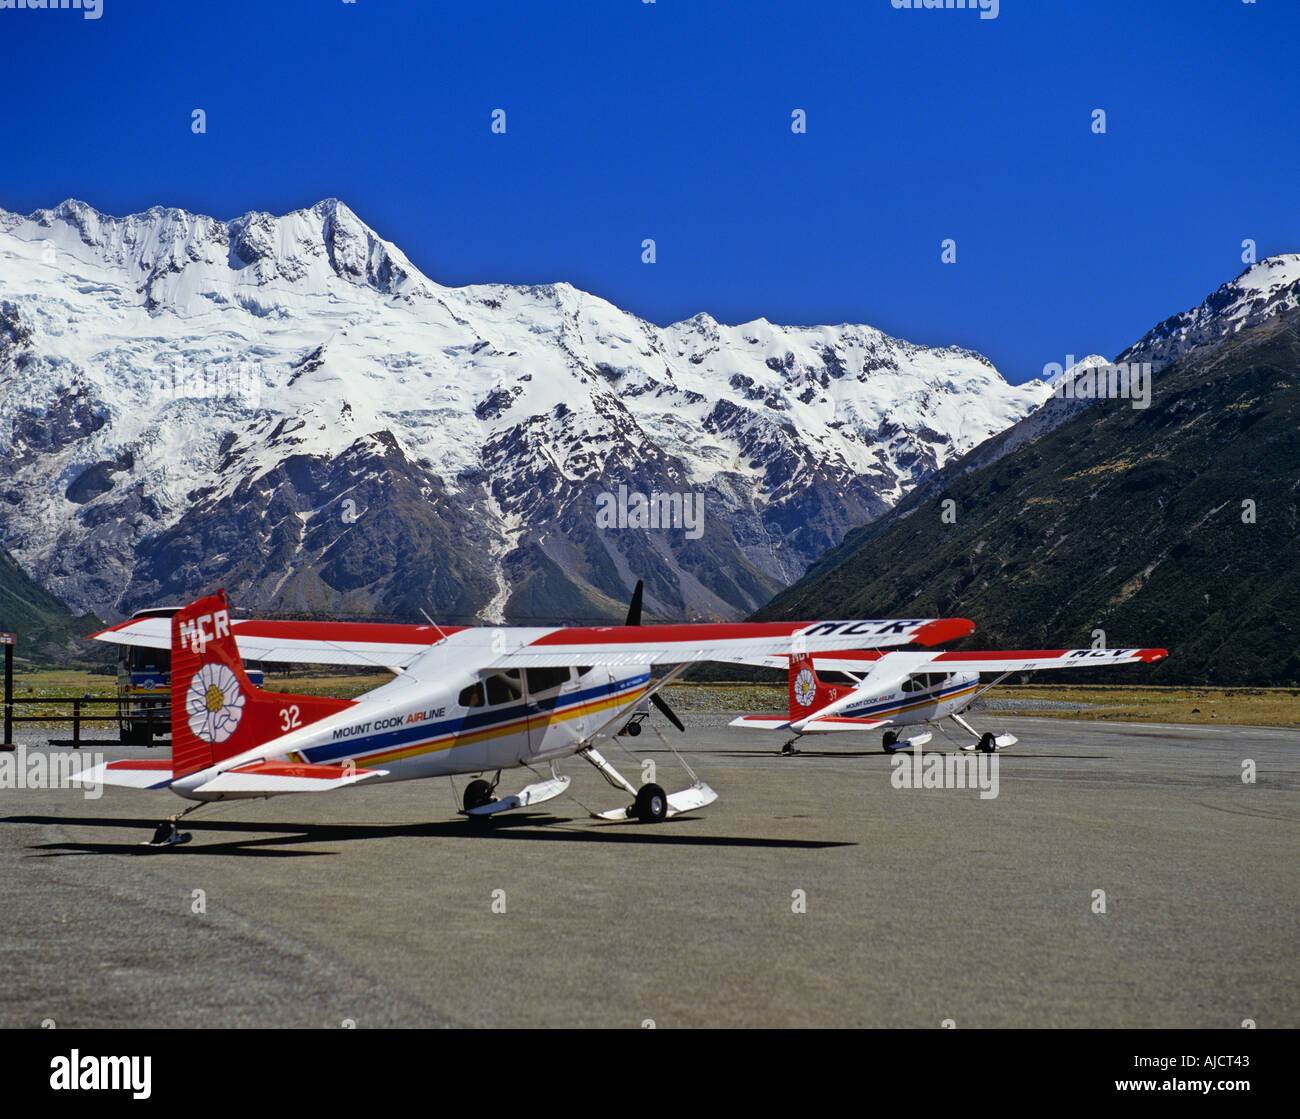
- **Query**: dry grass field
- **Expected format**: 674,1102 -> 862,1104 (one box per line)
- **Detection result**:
3,672 -> 1296,729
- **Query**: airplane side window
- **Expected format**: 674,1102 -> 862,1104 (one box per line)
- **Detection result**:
577,665 -> 594,677
484,670 -> 523,706
525,666 -> 571,693
901,677 -> 917,693
458,682 -> 485,708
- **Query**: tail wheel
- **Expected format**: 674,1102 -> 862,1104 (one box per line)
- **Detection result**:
633,783 -> 667,823
978,732 -> 997,753
463,779 -> 495,813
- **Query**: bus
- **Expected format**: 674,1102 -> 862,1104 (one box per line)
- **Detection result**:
116,607 -> 263,743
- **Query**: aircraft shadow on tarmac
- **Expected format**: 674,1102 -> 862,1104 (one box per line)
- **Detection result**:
712,748 -> 1111,760
3,814 -> 856,858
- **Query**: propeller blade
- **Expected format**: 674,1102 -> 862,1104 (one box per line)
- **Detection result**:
650,691 -> 686,733
624,579 -> 644,627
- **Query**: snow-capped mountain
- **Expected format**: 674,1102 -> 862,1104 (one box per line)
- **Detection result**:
0,198 -> 1050,624
1118,254 -> 1300,370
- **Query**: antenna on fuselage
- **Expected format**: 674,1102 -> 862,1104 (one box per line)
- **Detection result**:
419,607 -> 451,643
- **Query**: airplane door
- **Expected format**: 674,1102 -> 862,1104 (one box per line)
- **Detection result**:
523,666 -> 585,759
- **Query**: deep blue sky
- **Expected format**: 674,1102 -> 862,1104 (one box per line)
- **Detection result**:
3,0 -> 1297,383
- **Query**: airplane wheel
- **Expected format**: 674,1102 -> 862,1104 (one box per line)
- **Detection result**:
978,733 -> 996,754
463,779 -> 495,813
882,730 -> 899,751
624,721 -> 642,737
633,783 -> 667,823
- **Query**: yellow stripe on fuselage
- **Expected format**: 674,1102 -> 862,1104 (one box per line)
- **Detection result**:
349,685 -> 648,769
855,683 -> 979,722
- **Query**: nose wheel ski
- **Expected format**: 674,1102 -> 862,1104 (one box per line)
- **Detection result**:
580,745 -> 717,823
950,712 -> 1017,753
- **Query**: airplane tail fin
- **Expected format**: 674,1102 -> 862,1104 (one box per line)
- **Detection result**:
170,590 -> 355,779
787,648 -> 842,721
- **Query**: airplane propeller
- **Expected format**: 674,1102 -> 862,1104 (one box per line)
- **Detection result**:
625,579 -> 686,733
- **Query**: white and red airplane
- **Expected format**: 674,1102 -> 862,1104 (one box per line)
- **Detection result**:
730,644 -> 1168,755
81,585 -> 975,845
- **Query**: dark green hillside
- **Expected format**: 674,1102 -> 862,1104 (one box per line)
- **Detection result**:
758,312 -> 1300,685
0,545 -> 105,665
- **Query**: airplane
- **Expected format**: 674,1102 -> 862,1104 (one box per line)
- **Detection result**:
79,584 -> 976,845
729,643 -> 1168,755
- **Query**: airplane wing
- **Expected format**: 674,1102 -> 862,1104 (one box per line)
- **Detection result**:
91,615 -> 975,675
484,618 -> 973,669
811,647 -> 1168,675
722,647 -> 1168,673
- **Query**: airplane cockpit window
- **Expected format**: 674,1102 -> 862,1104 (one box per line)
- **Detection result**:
576,665 -> 594,677
484,669 -> 524,706
525,667 -> 571,693
901,677 -> 919,693
818,671 -> 856,685
458,682 -> 485,708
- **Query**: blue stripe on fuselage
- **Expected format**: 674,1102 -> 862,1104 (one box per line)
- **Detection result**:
300,671 -> 650,765
843,678 -> 974,718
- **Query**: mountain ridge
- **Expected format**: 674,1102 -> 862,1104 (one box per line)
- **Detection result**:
0,197 -> 1049,625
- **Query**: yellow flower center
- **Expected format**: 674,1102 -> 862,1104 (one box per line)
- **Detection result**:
205,684 -> 224,713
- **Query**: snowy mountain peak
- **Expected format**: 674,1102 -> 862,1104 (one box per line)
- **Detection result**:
0,197 -> 436,314
1119,253 -> 1300,370
1045,353 -> 1110,389
0,197 -> 1050,624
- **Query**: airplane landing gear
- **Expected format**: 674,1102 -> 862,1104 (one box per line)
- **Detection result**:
633,782 -> 667,823
951,712 -> 1017,753
463,778 -> 496,813
580,746 -> 717,822
145,803 -> 200,847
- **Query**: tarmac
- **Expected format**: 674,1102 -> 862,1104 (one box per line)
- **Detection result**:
1,713 -> 1295,1028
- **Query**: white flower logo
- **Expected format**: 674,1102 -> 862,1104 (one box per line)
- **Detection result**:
185,662 -> 245,744
793,668 -> 817,707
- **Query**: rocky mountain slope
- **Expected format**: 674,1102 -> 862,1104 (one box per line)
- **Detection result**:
0,198 -> 1049,625
758,299 -> 1300,685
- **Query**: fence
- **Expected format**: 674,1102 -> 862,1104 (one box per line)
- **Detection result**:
3,695 -> 164,747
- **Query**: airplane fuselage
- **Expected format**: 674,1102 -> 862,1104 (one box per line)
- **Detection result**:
817,670 -> 980,729
172,663 -> 650,800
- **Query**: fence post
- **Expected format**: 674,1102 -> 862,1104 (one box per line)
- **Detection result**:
1,635 -> 14,750
72,699 -> 81,748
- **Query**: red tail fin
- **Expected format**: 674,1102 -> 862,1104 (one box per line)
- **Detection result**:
788,649 -> 844,721
170,590 -> 354,779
